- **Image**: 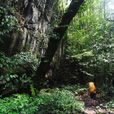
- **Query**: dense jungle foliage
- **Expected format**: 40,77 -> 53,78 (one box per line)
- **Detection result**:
0,0 -> 114,113
66,0 -> 114,92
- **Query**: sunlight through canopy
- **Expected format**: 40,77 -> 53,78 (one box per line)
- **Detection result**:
104,0 -> 114,21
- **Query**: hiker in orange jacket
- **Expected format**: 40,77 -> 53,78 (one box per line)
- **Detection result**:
88,82 -> 96,100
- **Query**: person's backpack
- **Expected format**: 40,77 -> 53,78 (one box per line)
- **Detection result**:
89,82 -> 96,94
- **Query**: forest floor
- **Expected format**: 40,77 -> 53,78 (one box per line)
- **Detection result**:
76,92 -> 114,114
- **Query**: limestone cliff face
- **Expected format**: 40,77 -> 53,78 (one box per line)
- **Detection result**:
1,0 -> 59,56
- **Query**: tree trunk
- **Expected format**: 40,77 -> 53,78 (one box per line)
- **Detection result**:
34,0 -> 84,89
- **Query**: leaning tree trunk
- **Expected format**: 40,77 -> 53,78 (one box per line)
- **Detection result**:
34,0 -> 84,89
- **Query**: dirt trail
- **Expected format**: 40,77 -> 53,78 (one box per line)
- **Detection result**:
84,107 -> 96,114
77,93 -> 113,114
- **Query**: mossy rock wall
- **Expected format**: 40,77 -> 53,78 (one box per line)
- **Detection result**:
0,0 -> 60,56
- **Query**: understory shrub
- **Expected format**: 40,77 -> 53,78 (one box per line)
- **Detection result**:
0,52 -> 39,96
98,99 -> 114,113
0,89 -> 85,114
61,84 -> 87,95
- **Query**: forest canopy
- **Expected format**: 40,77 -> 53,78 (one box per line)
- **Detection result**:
65,0 -> 114,85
